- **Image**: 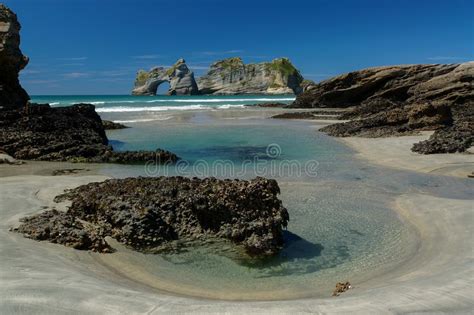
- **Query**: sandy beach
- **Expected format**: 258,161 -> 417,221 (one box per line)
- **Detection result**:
341,132 -> 474,178
1,134 -> 472,314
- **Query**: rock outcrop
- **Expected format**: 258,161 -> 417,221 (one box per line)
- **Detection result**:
0,4 -> 29,110
0,103 -> 178,163
289,63 -> 474,153
14,176 -> 290,257
132,58 -> 199,96
198,57 -> 304,95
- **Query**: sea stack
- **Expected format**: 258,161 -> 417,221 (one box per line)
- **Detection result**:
132,58 -> 199,96
197,57 -> 304,95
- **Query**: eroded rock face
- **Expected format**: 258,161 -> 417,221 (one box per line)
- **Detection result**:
0,103 -> 178,163
15,176 -> 290,257
290,63 -> 474,153
291,63 -> 473,109
0,4 -> 29,110
198,57 -> 304,95
132,58 -> 199,96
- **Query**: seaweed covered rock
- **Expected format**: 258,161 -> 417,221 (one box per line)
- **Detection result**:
14,176 -> 290,257
0,103 -> 178,163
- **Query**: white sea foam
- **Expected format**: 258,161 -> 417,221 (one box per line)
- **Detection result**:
144,98 -> 295,103
113,117 -> 172,123
49,102 -> 60,106
96,105 -> 208,112
95,104 -> 250,113
216,104 -> 247,109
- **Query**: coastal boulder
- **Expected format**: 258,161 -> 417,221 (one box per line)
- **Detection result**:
198,57 -> 304,95
0,4 -> 29,110
15,176 -> 290,257
132,58 -> 199,96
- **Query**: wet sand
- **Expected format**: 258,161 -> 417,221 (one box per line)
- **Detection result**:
341,132 -> 474,178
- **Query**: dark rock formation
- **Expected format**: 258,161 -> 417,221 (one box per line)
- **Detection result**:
132,59 -> 199,96
300,79 -> 317,92
0,103 -> 178,163
14,176 -> 290,257
0,4 -> 29,110
321,103 -> 453,137
290,63 -> 474,153
14,209 -> 112,252
102,120 -> 129,130
272,109 -> 347,120
197,57 -> 304,95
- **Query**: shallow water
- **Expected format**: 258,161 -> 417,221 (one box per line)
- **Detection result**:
31,95 -> 474,299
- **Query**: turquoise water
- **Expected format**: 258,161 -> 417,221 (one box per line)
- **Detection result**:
30,95 -> 473,299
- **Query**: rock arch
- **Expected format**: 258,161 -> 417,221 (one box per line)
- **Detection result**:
132,59 -> 199,96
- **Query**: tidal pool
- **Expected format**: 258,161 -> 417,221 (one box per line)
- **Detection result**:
90,109 -> 470,300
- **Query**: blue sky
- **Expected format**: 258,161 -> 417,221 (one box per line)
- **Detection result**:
4,0 -> 473,95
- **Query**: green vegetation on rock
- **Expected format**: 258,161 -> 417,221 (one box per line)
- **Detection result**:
165,64 -> 178,76
217,57 -> 244,71
135,70 -> 149,86
267,58 -> 299,77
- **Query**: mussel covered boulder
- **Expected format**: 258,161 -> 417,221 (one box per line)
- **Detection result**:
14,176 -> 290,257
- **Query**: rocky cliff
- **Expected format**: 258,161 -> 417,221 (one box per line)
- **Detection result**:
289,63 -> 474,154
0,4 -> 29,110
132,58 -> 199,96
198,57 -> 304,95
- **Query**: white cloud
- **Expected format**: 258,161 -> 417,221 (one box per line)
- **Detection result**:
99,70 -> 130,77
22,79 -> 58,84
132,54 -> 163,59
21,69 -> 41,75
427,56 -> 466,61
63,72 -> 90,79
199,50 -> 244,56
57,57 -> 88,61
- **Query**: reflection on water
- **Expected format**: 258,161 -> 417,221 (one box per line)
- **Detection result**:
235,231 -> 325,278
